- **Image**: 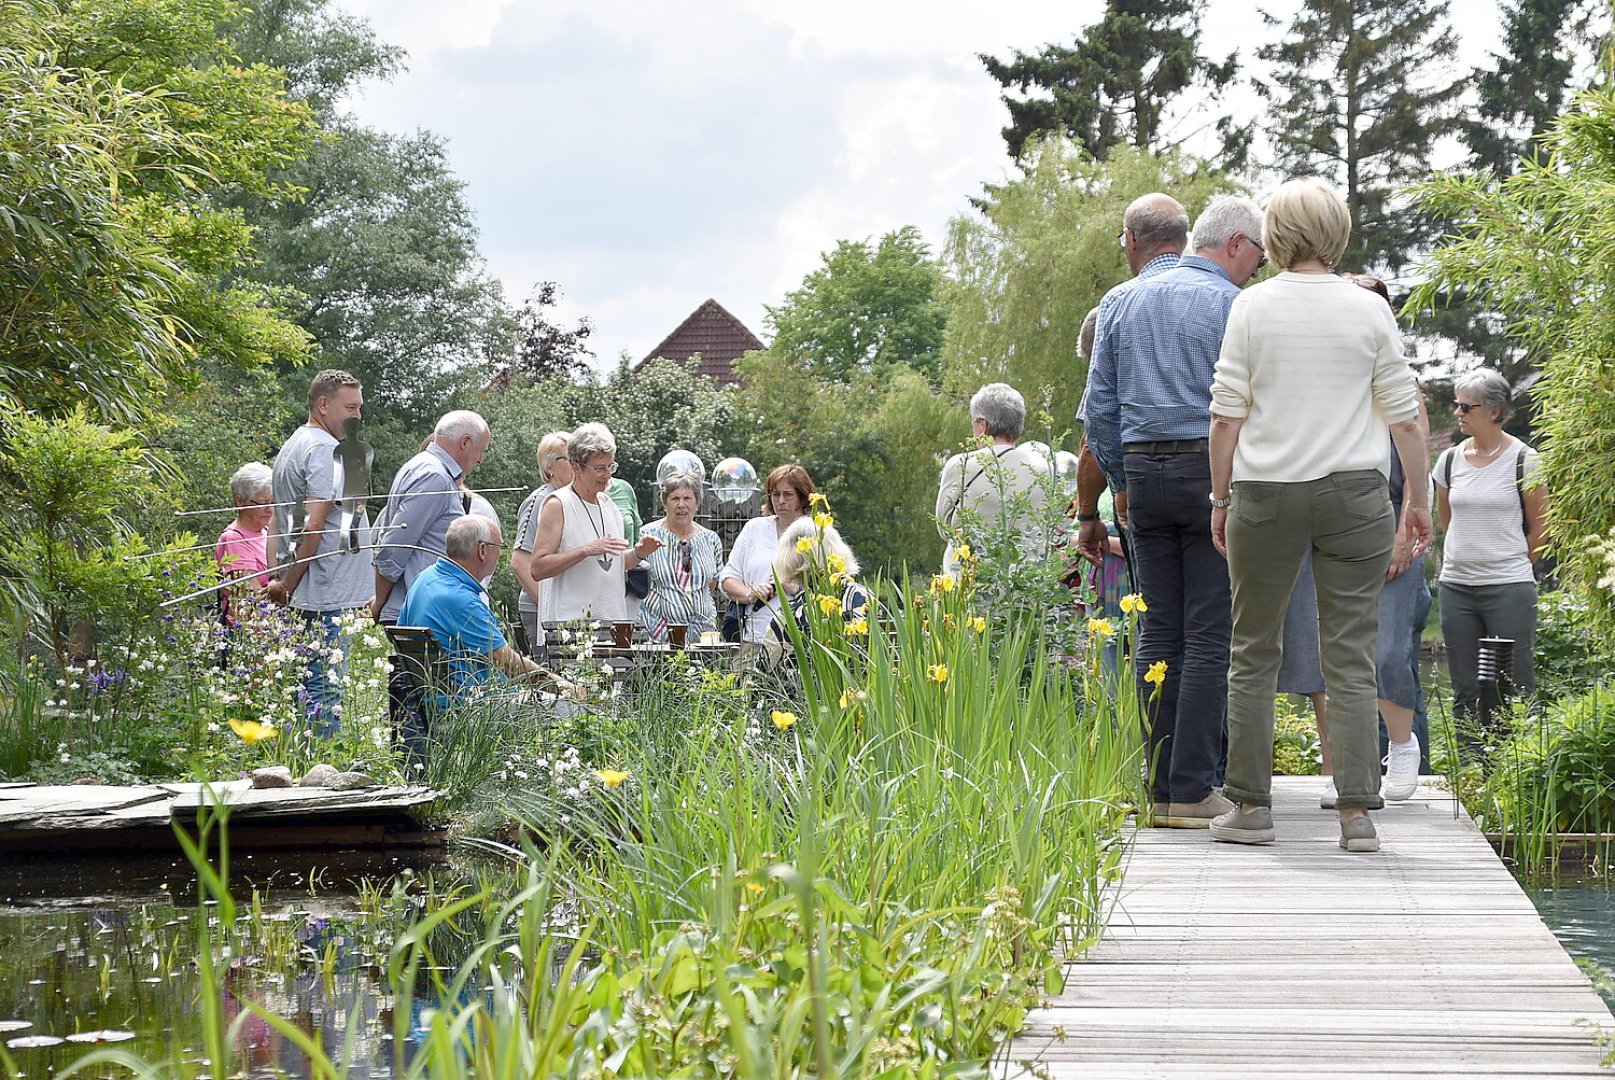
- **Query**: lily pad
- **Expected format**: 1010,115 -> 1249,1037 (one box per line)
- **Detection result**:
6,1034 -> 64,1048
65,1030 -> 135,1044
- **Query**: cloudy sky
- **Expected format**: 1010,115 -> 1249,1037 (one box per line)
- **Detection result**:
334,0 -> 1500,368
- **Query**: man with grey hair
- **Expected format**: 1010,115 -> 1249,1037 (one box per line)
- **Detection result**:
1077,193 -> 1265,830
371,409 -> 492,623
398,515 -> 555,710
1073,193 -> 1191,540
936,382 -> 1054,574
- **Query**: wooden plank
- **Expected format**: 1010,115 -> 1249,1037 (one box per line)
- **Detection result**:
999,776 -> 1615,1078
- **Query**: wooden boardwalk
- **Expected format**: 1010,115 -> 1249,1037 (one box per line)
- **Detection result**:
1003,776 -> 1615,1078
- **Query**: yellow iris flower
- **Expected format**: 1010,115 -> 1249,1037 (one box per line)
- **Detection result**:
1120,593 -> 1147,615
1088,618 -> 1116,638
595,769 -> 630,789
926,663 -> 950,684
228,718 -> 278,746
1145,660 -> 1168,686
796,536 -> 816,553
930,573 -> 956,595
771,709 -> 798,730
813,511 -> 834,529
845,617 -> 870,636
968,615 -> 987,633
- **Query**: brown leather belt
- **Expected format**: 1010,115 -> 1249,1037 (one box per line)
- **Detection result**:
1124,439 -> 1208,454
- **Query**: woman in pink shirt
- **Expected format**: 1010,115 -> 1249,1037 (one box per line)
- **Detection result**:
215,462 -> 275,623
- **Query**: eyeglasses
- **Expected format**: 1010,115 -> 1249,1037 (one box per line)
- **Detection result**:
584,460 -> 619,476
1454,402 -> 1480,414
769,489 -> 799,502
1116,227 -> 1129,250
1244,235 -> 1267,269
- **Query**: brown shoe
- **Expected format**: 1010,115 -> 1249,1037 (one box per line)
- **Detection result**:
1154,792 -> 1235,829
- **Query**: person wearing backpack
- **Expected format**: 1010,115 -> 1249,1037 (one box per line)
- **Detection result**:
1433,368 -> 1550,760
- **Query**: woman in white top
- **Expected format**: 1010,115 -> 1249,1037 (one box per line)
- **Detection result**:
530,423 -> 661,625
1433,368 -> 1549,758
718,463 -> 816,655
1206,177 -> 1432,854
511,430 -> 574,650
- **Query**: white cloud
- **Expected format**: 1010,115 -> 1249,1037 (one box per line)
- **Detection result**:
331,0 -> 1505,367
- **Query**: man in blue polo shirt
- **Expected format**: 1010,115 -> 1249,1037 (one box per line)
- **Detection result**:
400,515 -> 549,702
1078,195 -> 1266,829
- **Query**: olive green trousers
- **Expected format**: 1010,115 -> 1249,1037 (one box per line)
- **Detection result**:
1223,470 -> 1395,811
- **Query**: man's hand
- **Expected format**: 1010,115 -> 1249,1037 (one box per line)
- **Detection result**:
368,595 -> 385,622
265,580 -> 290,606
1076,518 -> 1109,566
1115,490 -> 1129,531
1211,506 -> 1229,558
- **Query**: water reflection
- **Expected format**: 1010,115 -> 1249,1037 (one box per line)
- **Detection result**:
0,851 -> 479,1078
1529,879 -> 1615,1009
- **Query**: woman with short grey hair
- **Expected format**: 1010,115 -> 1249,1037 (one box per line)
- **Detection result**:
936,382 -> 1052,574
531,422 -> 662,624
216,462 -> 276,623
638,471 -> 724,642
1435,368 -> 1548,760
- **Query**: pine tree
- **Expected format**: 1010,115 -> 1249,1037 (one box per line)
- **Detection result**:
1259,0 -> 1464,273
981,0 -> 1242,165
1464,0 -> 1596,174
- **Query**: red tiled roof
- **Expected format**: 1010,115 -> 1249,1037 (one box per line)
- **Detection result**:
636,299 -> 764,386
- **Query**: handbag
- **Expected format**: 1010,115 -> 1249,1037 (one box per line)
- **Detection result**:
625,565 -> 651,599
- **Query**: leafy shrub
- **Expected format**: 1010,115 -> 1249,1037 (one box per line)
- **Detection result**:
1535,588 -> 1606,704
1272,697 -> 1323,776
1490,685 -> 1615,836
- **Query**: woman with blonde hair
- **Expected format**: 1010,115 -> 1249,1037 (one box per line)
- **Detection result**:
1207,176 -> 1432,854
511,430 -> 573,650
718,463 -> 816,658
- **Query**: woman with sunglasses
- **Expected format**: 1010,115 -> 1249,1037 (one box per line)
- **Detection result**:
1434,368 -> 1549,760
638,471 -> 724,643
529,422 -> 662,625
719,464 -> 816,659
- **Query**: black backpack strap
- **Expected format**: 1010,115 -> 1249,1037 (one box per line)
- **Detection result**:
1515,445 -> 1529,535
1439,447 -> 1454,490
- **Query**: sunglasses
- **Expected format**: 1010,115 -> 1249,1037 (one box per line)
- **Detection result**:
1455,402 -> 1481,414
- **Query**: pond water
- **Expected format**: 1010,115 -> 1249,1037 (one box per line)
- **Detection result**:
1528,878 -> 1615,1009
0,851 -> 479,1079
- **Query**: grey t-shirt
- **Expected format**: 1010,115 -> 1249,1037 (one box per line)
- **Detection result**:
513,483 -> 554,617
270,424 -> 374,612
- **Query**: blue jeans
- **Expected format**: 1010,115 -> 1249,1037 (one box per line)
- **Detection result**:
1123,451 -> 1230,804
300,608 -> 349,738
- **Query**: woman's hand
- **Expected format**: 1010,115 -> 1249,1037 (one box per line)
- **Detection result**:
1386,520 -> 1413,581
633,535 -> 663,559
750,582 -> 775,604
585,535 -> 630,557
1211,506 -> 1228,557
1402,505 -> 1433,558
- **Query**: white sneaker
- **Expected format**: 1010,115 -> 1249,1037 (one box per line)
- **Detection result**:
1319,777 -> 1337,810
1382,735 -> 1421,801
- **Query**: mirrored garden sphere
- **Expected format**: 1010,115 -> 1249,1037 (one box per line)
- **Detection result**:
1053,450 -> 1079,493
656,449 -> 706,485
710,456 -> 758,504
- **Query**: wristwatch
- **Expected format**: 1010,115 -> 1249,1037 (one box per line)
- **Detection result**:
1075,511 -> 1101,523
1209,493 -> 1232,508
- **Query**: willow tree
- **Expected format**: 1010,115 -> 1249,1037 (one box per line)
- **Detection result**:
1410,75 -> 1615,636
939,141 -> 1233,433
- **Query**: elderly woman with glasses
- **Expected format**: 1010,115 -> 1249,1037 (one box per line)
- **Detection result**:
1207,177 -> 1432,854
511,430 -> 575,649
215,462 -> 276,624
719,463 -> 817,657
1434,367 -> 1549,759
529,422 -> 661,624
637,471 -> 724,643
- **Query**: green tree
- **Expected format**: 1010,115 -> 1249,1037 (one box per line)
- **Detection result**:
1258,0 -> 1464,273
765,226 -> 948,383
0,0 -> 316,425
981,0 -> 1242,164
1409,74 -> 1615,636
224,0 -> 514,428
940,140 -> 1232,430
1464,0 -> 1598,174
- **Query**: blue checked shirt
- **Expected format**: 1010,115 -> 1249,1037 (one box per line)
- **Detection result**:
1082,255 -> 1240,489
1075,253 -> 1179,426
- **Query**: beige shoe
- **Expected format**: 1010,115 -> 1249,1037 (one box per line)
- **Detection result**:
1154,792 -> 1235,829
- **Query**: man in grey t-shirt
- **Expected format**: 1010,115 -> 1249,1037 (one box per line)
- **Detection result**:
268,369 -> 374,734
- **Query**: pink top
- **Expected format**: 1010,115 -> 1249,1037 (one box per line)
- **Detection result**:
215,523 -> 271,585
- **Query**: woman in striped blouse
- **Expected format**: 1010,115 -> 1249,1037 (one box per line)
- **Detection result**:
638,471 -> 724,642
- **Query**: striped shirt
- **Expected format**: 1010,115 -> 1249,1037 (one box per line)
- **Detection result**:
1435,440 -> 1541,586
1076,253 -> 1180,426
1083,255 -> 1239,488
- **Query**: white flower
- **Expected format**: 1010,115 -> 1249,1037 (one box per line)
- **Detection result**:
206,723 -> 220,734
513,770 -> 529,780
59,752 -> 71,763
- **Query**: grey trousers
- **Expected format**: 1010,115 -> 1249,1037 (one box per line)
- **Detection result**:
1439,580 -> 1537,750
1224,471 -> 1394,811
